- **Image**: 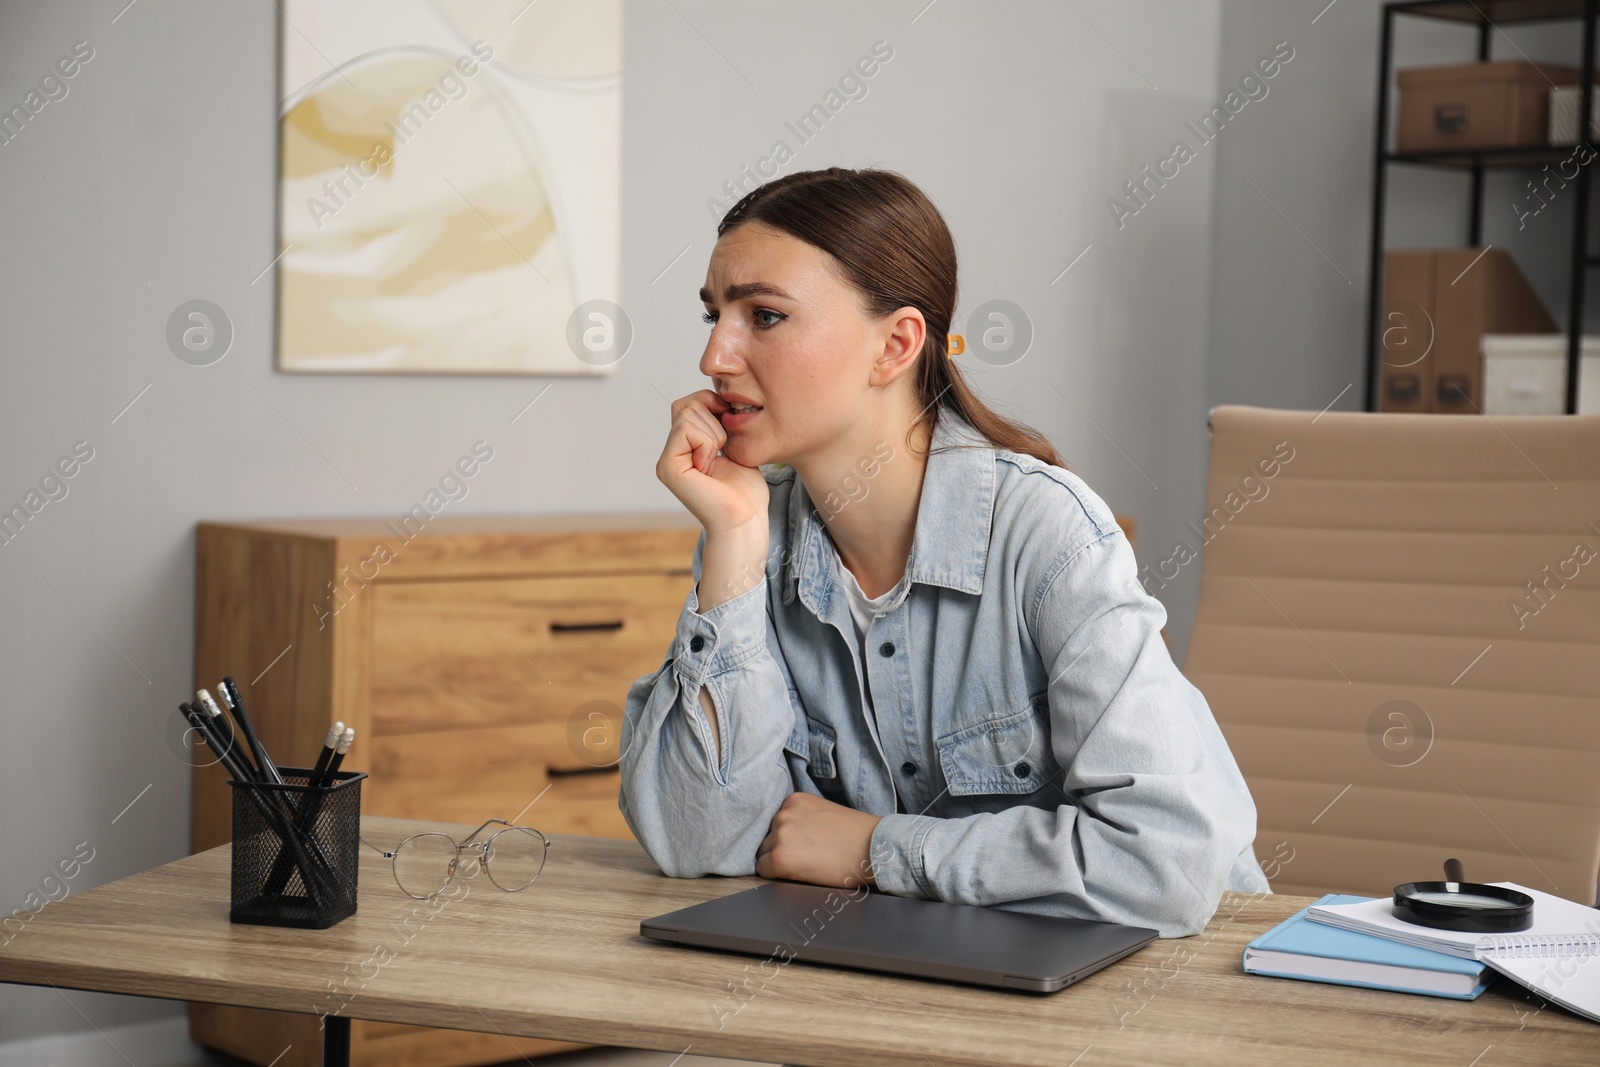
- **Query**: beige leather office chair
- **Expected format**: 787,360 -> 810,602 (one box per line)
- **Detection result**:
1184,405 -> 1600,905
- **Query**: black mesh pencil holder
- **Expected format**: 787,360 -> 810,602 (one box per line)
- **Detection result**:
227,767 -> 366,929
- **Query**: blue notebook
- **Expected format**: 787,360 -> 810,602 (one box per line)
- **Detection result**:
1243,894 -> 1494,1000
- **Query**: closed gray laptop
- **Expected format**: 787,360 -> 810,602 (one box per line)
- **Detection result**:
640,882 -> 1157,992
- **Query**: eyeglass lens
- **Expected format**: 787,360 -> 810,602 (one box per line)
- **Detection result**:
392,832 -> 457,899
484,827 -> 547,892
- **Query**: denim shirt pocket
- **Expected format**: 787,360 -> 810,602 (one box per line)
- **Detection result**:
936,694 -> 1056,797
805,717 -> 838,780
783,718 -> 808,761
784,715 -> 838,781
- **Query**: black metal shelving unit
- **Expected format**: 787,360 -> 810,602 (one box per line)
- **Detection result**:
1365,0 -> 1598,414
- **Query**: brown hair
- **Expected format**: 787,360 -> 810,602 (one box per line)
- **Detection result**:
715,167 -> 1067,469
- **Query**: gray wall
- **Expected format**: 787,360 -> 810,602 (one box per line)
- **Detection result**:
11,0 -> 1567,1052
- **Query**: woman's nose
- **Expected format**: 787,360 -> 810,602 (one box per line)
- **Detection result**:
699,329 -> 745,378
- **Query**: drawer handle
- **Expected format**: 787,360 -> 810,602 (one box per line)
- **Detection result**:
549,619 -> 624,633
548,763 -> 621,777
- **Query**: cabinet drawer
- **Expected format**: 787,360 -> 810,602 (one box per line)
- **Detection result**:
366,723 -> 634,840
370,572 -> 693,735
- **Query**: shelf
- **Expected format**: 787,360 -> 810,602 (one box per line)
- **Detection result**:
1368,0 -> 1597,413
1386,142 -> 1592,167
1392,0 -> 1590,24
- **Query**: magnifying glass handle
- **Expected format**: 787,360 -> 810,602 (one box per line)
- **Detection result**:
1443,857 -> 1465,883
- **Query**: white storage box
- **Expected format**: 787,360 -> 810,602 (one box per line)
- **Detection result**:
1481,333 -> 1600,414
1549,85 -> 1600,143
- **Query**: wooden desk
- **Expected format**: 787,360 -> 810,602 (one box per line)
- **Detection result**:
1,816 -> 1594,1067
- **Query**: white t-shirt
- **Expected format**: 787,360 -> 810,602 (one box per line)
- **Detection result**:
835,556 -> 903,662
836,558 -> 906,744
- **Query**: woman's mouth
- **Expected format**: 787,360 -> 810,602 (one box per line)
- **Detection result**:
720,404 -> 761,427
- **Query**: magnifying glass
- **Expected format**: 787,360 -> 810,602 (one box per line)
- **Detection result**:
1392,858 -> 1533,933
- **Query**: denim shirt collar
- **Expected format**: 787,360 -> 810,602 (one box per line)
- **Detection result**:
781,408 -> 996,610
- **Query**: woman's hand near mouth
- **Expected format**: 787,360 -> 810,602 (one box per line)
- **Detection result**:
658,389 -> 771,614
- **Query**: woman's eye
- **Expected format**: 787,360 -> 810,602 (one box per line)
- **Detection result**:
701,308 -> 784,328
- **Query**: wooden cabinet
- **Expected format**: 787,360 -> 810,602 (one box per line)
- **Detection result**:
189,513 -> 699,1067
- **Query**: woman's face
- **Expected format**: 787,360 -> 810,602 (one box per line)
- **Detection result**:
698,221 -> 920,469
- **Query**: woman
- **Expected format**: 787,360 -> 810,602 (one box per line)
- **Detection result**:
619,167 -> 1268,937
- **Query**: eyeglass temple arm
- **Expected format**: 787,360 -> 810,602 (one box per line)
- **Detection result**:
358,834 -> 396,858
359,821 -> 548,858
463,818 -> 512,844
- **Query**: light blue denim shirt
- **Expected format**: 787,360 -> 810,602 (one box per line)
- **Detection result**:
620,410 -> 1269,937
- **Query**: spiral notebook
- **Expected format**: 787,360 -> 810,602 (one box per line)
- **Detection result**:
1477,931 -> 1600,1023
1308,883 -> 1600,1023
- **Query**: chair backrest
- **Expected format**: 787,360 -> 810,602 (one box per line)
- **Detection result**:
1184,405 -> 1600,905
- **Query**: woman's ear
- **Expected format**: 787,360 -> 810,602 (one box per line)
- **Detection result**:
871,306 -> 925,387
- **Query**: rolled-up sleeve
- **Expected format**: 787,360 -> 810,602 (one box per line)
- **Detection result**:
618,529 -> 798,877
868,528 -> 1261,937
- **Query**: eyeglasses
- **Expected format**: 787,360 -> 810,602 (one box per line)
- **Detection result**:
359,819 -> 551,900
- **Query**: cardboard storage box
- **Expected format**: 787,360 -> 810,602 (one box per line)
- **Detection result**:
1380,248 -> 1556,413
1397,60 -> 1579,152
1482,334 -> 1600,415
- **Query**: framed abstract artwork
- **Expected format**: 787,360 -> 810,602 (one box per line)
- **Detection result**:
275,0 -> 621,374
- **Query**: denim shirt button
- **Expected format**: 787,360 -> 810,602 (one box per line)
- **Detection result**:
689,635 -> 704,653
1013,761 -> 1031,778
879,641 -> 896,657
901,760 -> 917,776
